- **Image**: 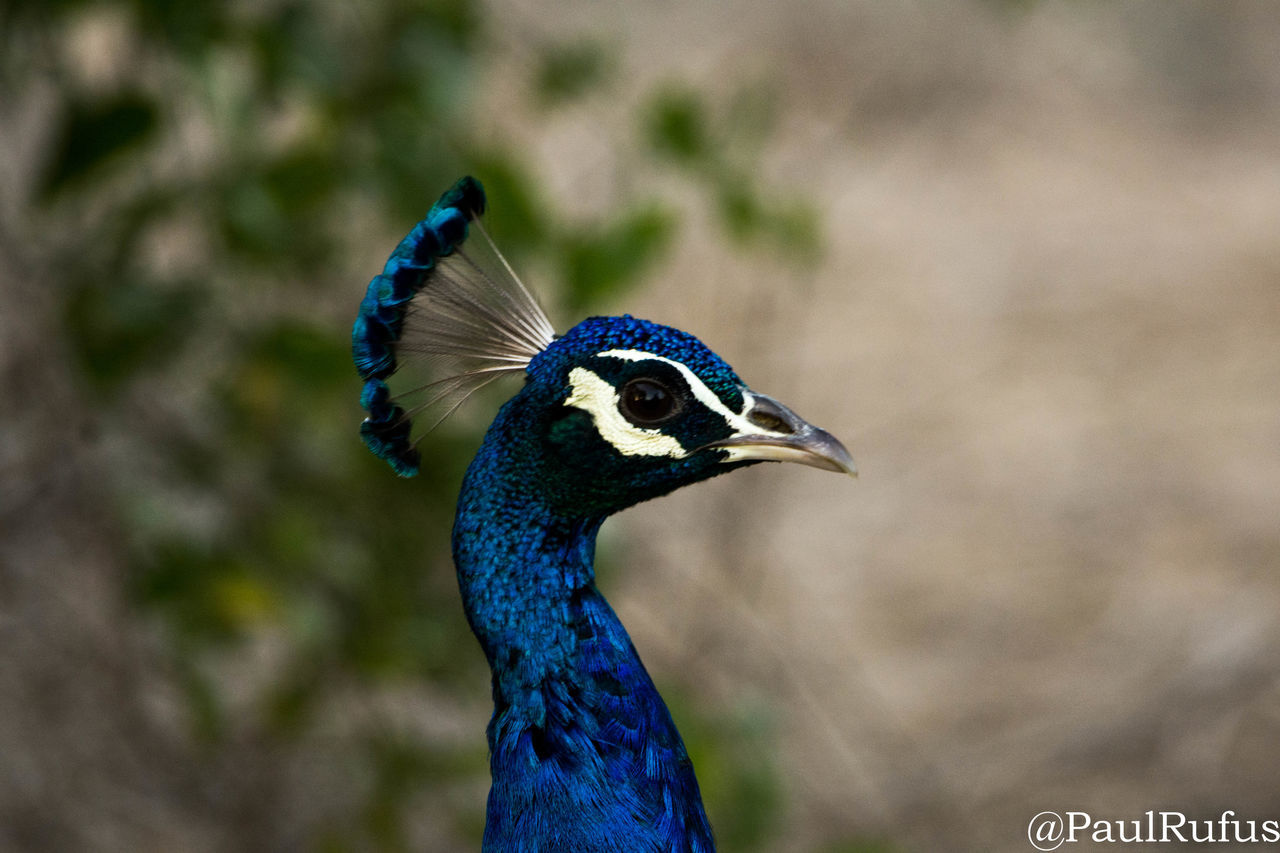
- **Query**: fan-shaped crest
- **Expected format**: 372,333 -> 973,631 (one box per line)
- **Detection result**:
353,177 -> 556,476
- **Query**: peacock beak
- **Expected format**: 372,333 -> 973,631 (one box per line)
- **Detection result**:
704,392 -> 858,477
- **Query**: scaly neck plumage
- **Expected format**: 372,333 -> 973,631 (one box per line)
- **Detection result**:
451,402 -> 715,852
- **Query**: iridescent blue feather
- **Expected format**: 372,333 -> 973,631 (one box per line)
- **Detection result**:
353,177 -> 553,476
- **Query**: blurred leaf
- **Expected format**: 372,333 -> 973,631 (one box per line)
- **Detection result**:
717,179 -> 822,261
643,81 -> 819,266
645,86 -> 711,164
717,180 -> 764,243
765,198 -> 822,263
131,0 -> 228,56
39,91 -> 159,200
672,693 -> 782,851
1,0 -> 90,21
414,0 -> 483,48
222,321 -> 354,458
63,278 -> 202,391
175,648 -> 227,744
264,656 -> 326,733
264,144 -> 340,215
559,204 -> 676,313
534,40 -> 611,107
219,145 -> 339,269
132,540 -> 248,645
470,155 -> 548,254
212,572 -> 279,626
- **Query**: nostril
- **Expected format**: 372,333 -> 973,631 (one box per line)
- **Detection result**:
747,408 -> 794,434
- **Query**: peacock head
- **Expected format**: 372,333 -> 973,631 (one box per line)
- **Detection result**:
506,314 -> 855,516
353,177 -> 854,513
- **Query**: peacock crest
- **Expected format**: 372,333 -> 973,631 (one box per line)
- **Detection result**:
353,177 -> 555,476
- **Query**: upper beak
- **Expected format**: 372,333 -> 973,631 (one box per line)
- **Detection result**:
703,392 -> 857,477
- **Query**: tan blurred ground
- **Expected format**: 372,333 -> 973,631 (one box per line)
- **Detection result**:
490,2 -> 1280,850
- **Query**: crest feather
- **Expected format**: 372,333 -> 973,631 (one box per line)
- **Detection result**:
353,177 -> 555,476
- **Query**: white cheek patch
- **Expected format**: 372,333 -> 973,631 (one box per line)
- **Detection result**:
564,366 -> 688,458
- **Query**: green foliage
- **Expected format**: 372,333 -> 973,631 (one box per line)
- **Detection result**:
645,83 -> 823,262
468,155 -> 548,253
40,91 -> 160,199
670,692 -> 783,851
559,204 -> 676,315
647,88 -> 712,163
534,39 -> 613,107
16,0 -> 825,846
63,277 -> 203,390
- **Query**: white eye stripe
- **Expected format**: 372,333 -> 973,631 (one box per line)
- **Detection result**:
563,349 -> 778,462
595,349 -> 761,437
564,367 -> 687,458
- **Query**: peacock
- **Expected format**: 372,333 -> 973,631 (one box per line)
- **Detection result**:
353,177 -> 855,852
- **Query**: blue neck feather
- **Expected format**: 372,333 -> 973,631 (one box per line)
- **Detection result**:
453,395 -> 715,853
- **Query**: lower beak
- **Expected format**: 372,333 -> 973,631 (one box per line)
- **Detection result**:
704,392 -> 858,477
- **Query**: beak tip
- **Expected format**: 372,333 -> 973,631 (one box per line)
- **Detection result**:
831,450 -> 859,479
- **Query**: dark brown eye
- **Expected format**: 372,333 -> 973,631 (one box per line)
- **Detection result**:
619,378 -> 680,425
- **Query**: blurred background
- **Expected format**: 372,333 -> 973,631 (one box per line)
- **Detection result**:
3,0 -> 1279,850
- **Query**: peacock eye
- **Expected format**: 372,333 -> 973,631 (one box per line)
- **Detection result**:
618,378 -> 680,426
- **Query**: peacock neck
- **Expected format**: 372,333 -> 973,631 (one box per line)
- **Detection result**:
451,426 -> 603,678
451,402 -> 715,851
453,409 -> 635,734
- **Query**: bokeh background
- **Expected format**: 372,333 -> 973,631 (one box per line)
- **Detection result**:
3,1 -> 1279,850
